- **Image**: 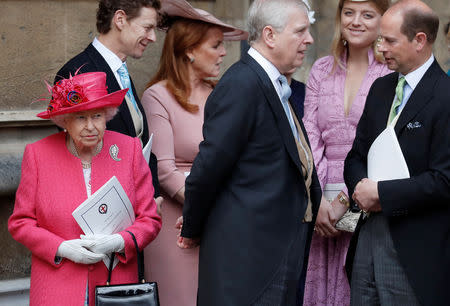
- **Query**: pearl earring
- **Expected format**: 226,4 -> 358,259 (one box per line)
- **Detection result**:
189,57 -> 195,63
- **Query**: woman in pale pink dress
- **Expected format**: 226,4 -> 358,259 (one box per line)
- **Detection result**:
141,1 -> 247,305
302,0 -> 391,305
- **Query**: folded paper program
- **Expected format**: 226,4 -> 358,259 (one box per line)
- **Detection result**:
368,125 -> 410,182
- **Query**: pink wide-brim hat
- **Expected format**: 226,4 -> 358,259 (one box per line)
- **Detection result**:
37,72 -> 128,119
160,0 -> 248,41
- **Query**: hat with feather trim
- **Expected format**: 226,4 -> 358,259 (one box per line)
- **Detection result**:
37,71 -> 127,119
159,0 -> 248,41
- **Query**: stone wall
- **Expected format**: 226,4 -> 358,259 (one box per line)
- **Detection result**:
308,0 -> 450,75
0,0 -> 449,282
0,0 -> 247,113
0,0 -> 248,282
1,0 -> 449,112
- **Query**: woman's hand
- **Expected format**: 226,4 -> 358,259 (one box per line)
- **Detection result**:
175,216 -> 200,249
174,187 -> 185,204
155,196 -> 163,216
330,196 -> 349,223
314,196 -> 340,238
80,234 -> 124,254
56,239 -> 106,264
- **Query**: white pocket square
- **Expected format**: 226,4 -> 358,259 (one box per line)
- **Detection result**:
406,121 -> 422,130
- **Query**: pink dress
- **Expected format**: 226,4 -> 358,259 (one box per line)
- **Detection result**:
142,81 -> 205,306
302,49 -> 390,305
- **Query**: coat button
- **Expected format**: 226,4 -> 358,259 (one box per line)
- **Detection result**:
89,265 -> 94,271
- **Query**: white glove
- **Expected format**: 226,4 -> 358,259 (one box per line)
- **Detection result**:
80,234 -> 125,254
56,239 -> 106,264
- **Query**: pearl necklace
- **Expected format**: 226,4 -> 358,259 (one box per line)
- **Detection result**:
67,136 -> 103,169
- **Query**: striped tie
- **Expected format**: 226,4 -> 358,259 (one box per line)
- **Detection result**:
388,76 -> 406,124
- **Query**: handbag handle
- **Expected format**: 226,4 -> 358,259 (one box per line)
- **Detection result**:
106,230 -> 145,285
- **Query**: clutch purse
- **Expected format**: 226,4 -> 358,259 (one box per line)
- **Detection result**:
95,231 -> 160,306
323,183 -> 360,233
335,209 -> 360,232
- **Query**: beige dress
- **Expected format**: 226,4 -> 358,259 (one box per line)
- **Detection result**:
142,81 -> 205,306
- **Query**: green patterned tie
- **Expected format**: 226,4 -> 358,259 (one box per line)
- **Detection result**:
388,76 -> 406,124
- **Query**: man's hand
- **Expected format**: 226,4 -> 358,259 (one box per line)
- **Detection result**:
175,216 -> 183,231
177,237 -> 200,249
352,178 -> 381,212
175,216 -> 200,249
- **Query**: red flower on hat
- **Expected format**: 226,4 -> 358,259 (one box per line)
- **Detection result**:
46,77 -> 88,113
36,70 -> 128,120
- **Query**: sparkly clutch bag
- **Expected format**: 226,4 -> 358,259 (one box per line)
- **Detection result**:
335,210 -> 360,232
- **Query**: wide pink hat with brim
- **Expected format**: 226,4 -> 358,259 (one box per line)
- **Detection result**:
160,0 -> 248,41
37,72 -> 128,119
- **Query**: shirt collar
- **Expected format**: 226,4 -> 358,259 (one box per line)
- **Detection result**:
248,47 -> 281,84
400,54 -> 434,90
92,37 -> 125,73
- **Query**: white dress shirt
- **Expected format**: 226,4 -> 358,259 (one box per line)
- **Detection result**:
248,47 -> 284,101
396,54 -> 434,113
92,37 -> 144,142
247,47 -> 312,172
92,37 -> 128,90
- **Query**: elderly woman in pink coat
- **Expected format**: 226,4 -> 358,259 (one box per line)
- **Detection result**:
8,71 -> 162,306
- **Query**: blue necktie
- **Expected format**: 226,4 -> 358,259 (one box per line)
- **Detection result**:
117,63 -> 139,112
278,75 -> 299,140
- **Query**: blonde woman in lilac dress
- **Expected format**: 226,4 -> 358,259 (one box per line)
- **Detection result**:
302,0 -> 391,305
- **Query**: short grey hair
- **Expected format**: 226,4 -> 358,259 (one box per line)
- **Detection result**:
247,0 -> 308,44
50,107 -> 118,129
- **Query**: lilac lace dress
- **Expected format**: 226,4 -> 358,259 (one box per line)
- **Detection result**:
302,50 -> 391,306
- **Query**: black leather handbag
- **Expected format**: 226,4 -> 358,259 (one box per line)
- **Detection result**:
95,231 -> 160,306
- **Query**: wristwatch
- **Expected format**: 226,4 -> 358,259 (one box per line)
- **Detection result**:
338,193 -> 350,207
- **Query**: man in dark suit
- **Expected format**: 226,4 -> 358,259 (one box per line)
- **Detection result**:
55,0 -> 161,198
177,0 -> 321,305
344,1 -> 450,305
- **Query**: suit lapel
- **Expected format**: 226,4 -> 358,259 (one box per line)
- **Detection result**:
85,44 -> 136,137
130,77 -> 150,144
85,44 -> 122,92
241,54 -> 303,174
374,73 -> 397,136
394,61 -> 440,135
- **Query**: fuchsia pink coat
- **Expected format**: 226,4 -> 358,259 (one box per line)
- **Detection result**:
8,130 -> 162,306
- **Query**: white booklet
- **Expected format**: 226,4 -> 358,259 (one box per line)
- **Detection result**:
72,176 -> 135,268
367,125 -> 410,181
142,133 -> 154,164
